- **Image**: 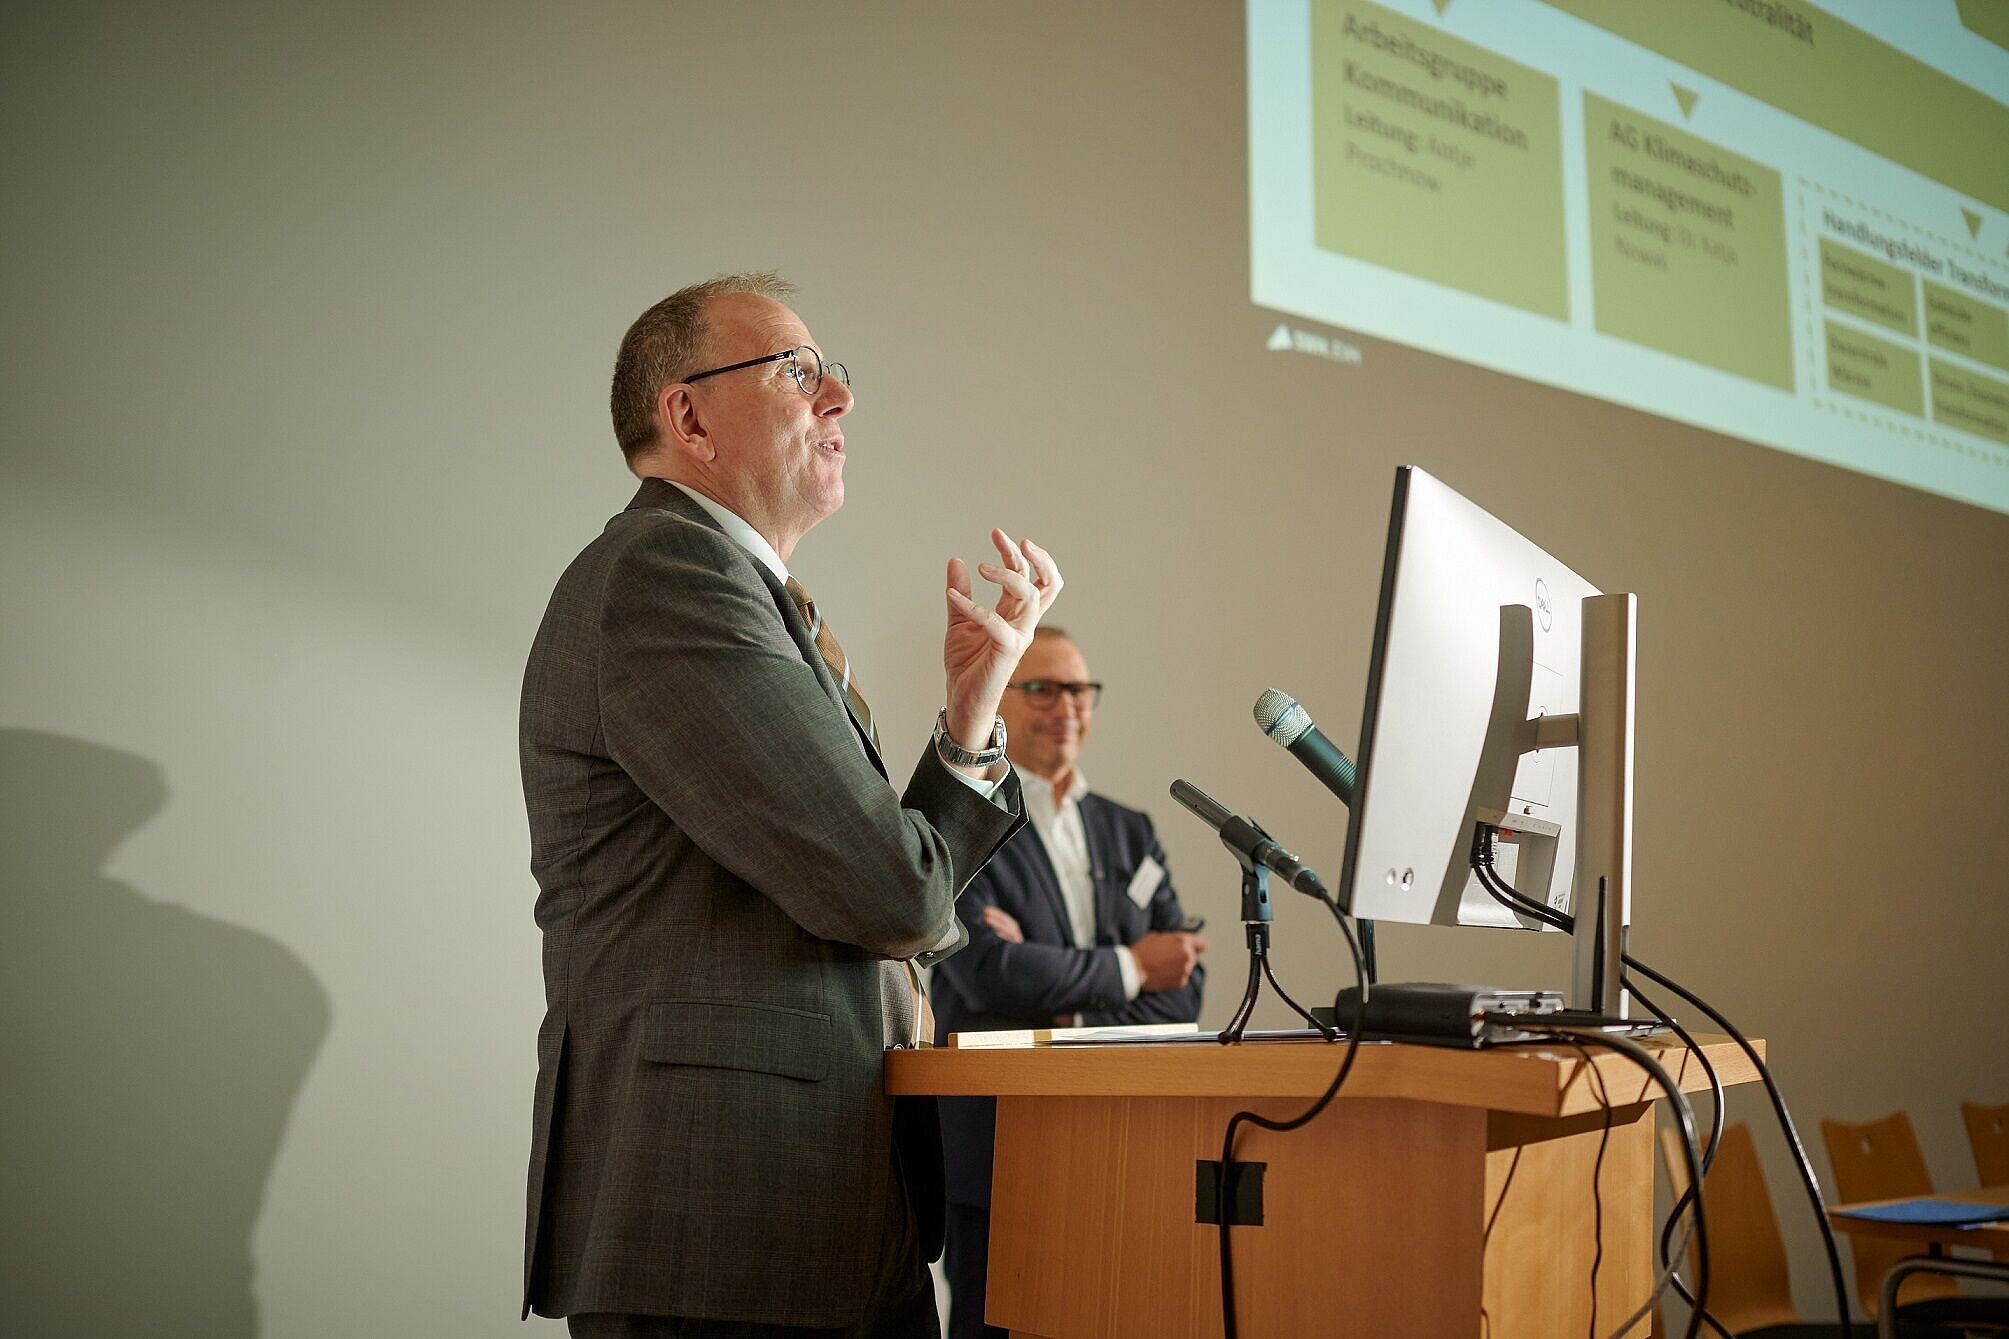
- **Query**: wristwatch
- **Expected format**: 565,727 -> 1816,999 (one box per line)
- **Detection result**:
934,710 -> 1008,767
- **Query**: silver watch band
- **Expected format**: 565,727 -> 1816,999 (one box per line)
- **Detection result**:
934,710 -> 1007,767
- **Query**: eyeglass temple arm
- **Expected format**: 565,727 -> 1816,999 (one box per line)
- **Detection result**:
683,350 -> 797,384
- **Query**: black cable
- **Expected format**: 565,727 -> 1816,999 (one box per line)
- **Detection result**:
1623,983 -> 1724,1179
1467,823 -> 1855,1338
1558,1035 -> 1613,1339
1620,953 -> 1855,1339
1510,1025 -> 1711,1339
1218,897 -> 1367,1339
1472,830 -> 1717,1335
1470,824 -> 1574,931
1627,981 -> 1735,1339
1624,982 -> 1725,1176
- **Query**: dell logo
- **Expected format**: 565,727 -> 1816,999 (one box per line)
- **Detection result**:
1534,578 -> 1553,631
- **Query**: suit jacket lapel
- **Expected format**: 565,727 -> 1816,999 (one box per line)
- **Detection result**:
1079,794 -> 1123,939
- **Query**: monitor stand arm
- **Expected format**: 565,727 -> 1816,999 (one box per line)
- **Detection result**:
1515,592 -> 1636,1014
1566,592 -> 1636,1015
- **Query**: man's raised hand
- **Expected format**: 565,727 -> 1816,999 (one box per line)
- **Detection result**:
942,529 -> 1062,752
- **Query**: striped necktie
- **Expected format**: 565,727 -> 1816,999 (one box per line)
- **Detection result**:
784,577 -> 882,756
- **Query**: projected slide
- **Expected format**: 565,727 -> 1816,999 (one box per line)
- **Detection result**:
1249,0 -> 2009,514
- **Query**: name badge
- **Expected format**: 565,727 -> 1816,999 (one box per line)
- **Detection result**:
1125,855 -> 1165,908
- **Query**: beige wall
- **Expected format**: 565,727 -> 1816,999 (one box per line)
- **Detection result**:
3,2 -> 2004,1332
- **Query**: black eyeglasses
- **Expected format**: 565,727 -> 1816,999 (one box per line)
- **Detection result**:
682,346 -> 849,397
1008,679 -> 1102,709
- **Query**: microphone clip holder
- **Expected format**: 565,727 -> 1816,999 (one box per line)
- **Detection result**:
1169,779 -> 1335,1046
1218,858 -> 1337,1046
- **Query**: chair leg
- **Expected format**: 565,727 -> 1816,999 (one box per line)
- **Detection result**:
1877,1254 -> 2009,1338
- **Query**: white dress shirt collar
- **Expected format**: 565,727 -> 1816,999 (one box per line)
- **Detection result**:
1018,768 -> 1089,822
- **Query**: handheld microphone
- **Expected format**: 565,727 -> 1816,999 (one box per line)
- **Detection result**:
1254,688 -> 1356,807
1169,779 -> 1327,899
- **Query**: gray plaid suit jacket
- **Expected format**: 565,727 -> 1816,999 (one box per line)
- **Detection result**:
519,479 -> 1022,1326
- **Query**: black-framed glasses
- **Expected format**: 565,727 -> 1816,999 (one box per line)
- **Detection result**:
682,346 -> 849,397
1008,679 -> 1102,709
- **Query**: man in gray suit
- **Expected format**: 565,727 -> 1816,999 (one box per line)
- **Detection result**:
519,272 -> 1062,1337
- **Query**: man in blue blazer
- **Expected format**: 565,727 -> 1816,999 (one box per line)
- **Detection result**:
930,626 -> 1206,1339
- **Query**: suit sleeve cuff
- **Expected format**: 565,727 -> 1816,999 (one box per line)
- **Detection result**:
915,915 -> 969,969
1114,945 -> 1142,1001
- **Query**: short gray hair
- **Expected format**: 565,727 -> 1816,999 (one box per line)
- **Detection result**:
609,270 -> 797,461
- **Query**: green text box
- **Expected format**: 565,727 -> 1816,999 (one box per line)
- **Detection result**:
1931,358 -> 2009,446
1585,92 -> 1792,390
1924,279 -> 2009,375
1826,321 -> 1923,417
1821,239 -> 1917,337
1542,0 -> 2009,216
1312,0 -> 1567,320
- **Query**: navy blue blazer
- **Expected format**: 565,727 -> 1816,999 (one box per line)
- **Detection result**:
931,791 -> 1204,1207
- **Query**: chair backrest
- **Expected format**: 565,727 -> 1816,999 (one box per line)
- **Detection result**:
1963,1100 -> 2009,1266
1660,1122 -> 1802,1334
1818,1111 -> 1960,1314
1962,1100 -> 2009,1187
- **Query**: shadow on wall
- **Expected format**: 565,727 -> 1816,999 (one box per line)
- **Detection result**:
0,729 -> 330,1337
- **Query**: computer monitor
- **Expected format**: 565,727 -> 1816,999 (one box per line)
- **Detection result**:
1336,466 -> 1635,1011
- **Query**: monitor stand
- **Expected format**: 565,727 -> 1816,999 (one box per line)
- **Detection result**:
1562,592 -> 1636,1015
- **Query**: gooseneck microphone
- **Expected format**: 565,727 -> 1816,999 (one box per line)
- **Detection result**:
1254,688 -> 1357,807
1170,779 -> 1327,899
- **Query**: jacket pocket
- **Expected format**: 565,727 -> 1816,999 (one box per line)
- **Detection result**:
637,999 -> 831,1082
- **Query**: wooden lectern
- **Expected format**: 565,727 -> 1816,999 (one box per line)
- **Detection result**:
888,1033 -> 1759,1338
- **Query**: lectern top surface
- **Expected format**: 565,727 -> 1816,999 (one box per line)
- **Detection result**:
885,1032 -> 1761,1119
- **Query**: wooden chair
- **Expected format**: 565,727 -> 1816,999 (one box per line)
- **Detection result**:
1820,1110 -> 1993,1322
1963,1101 -> 2009,1187
1656,1115 -> 1996,1336
1661,1121 -> 1809,1335
1962,1100 -> 2009,1266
